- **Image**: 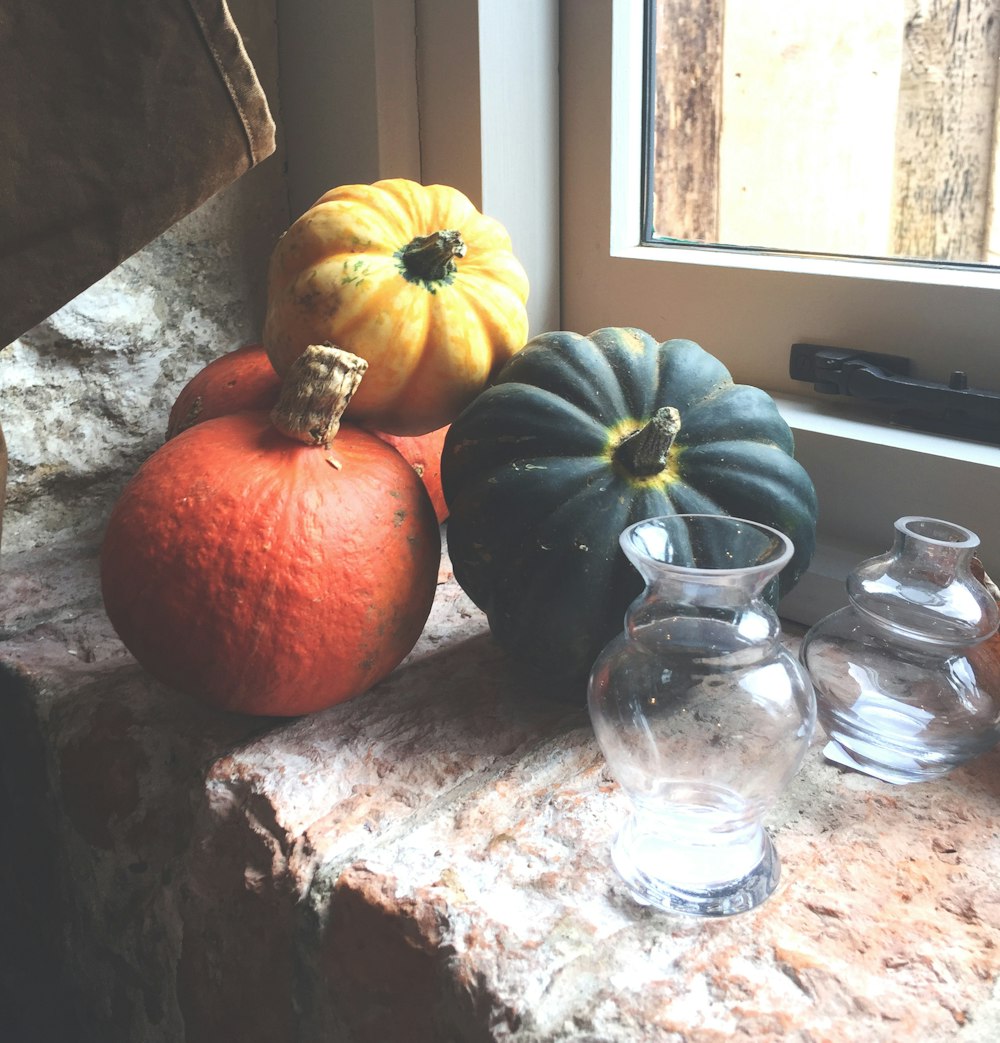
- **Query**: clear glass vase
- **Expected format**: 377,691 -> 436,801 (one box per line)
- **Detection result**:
801,516 -> 1000,784
588,514 -> 816,917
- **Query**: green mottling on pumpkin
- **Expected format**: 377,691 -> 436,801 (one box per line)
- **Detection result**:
341,258 -> 371,287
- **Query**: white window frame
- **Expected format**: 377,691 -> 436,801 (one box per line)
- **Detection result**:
277,0 -> 1000,621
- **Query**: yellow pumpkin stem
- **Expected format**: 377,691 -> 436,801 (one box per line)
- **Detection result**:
400,230 -> 467,283
270,343 -> 368,447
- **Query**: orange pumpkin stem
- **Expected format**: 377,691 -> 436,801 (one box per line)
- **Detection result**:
270,343 -> 368,446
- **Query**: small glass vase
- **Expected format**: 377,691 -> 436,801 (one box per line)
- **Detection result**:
588,514 -> 816,917
801,515 -> 1000,784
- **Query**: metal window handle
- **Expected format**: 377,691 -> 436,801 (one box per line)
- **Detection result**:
789,344 -> 1000,445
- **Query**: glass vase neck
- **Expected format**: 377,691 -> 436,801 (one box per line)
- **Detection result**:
620,514 -> 792,600
847,515 -> 999,647
619,515 -> 793,645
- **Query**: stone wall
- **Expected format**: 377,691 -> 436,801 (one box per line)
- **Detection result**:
0,0 -> 288,555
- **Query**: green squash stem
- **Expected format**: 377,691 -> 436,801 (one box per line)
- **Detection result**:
270,343 -> 368,447
613,406 -> 682,478
400,230 -> 467,282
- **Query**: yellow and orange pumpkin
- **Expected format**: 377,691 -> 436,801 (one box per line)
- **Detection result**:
263,179 -> 530,435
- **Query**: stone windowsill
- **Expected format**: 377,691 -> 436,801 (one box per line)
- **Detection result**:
1,535 -> 999,1042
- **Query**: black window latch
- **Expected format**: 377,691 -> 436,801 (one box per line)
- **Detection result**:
789,344 -> 1000,446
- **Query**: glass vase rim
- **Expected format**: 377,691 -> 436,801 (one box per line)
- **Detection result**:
892,515 -> 980,551
620,513 -> 794,578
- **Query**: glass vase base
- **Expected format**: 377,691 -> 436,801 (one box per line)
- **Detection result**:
819,697 -> 1000,784
821,732 -> 990,785
610,815 -> 780,917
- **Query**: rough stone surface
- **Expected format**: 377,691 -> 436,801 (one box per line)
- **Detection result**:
0,0 -> 287,555
0,171 -> 287,553
2,538 -> 1000,1043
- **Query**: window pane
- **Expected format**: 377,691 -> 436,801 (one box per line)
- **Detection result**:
647,0 -> 1000,266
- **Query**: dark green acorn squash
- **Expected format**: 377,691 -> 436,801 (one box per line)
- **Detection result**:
441,327 -> 818,682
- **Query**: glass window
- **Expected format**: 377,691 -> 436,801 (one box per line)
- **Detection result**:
646,0 -> 1000,267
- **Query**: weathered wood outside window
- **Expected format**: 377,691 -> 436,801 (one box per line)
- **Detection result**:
649,0 -> 1000,265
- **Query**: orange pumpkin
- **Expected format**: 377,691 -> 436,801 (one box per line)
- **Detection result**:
166,343 -> 279,439
373,428 -> 448,525
263,178 -> 530,435
102,346 -> 440,716
166,344 -> 450,522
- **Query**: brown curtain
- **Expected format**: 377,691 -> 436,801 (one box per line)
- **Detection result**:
0,0 -> 277,549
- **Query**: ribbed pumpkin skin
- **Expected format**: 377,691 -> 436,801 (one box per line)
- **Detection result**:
166,344 -> 450,523
442,327 -> 818,682
263,179 -> 530,436
101,414 -> 440,716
